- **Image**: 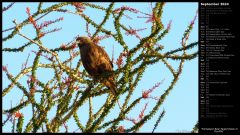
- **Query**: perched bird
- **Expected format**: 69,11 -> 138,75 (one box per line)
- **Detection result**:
76,36 -> 117,96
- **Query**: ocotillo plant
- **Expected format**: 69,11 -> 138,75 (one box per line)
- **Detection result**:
2,2 -> 198,133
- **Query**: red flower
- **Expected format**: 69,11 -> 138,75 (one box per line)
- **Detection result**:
72,2 -> 85,12
26,7 -> 39,30
61,44 -> 67,49
38,17 -> 64,29
125,103 -> 148,125
139,103 -> 148,119
26,75 -> 39,92
70,43 -> 78,49
137,3 -> 161,23
92,35 -> 111,45
26,7 -> 31,16
125,117 -> 137,124
2,65 -> 8,72
142,79 -> 164,99
70,51 -> 79,58
14,111 -> 22,119
113,6 -> 139,14
118,126 -> 125,133
142,91 -> 149,99
125,26 -> 147,39
137,11 -> 158,23
116,57 -> 123,69
26,7 -> 63,37
62,76 -> 72,87
116,51 -> 129,68
113,6 -> 139,19
190,9 -> 198,27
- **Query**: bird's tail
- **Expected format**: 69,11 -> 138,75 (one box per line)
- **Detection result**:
109,85 -> 117,96
104,78 -> 117,96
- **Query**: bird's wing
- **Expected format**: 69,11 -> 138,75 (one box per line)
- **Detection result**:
94,44 -> 113,69
80,46 -> 99,76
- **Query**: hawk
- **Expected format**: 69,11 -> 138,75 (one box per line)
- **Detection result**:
76,36 -> 117,96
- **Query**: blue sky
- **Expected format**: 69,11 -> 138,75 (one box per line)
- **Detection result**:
2,2 -> 198,133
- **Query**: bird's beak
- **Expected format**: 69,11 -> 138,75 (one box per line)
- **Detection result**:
76,40 -> 81,45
